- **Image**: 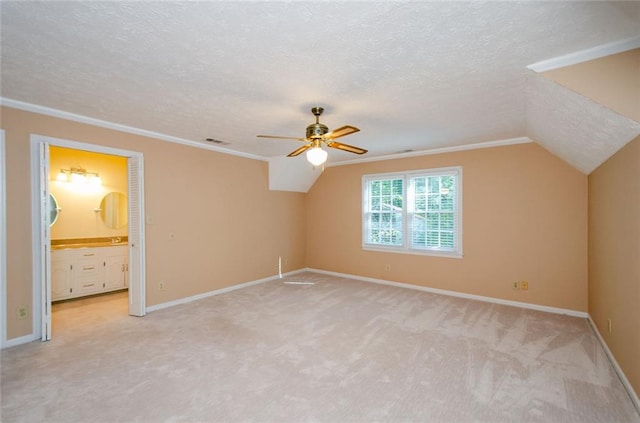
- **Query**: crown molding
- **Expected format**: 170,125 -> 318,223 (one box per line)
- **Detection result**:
527,35 -> 640,73
0,97 -> 266,162
328,137 -> 533,167
1,97 -> 532,167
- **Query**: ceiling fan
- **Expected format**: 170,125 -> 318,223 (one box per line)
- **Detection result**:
257,107 -> 367,166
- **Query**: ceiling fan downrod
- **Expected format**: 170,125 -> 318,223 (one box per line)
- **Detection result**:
311,106 -> 324,123
306,107 -> 328,139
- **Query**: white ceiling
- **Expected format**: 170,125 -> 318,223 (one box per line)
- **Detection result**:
1,1 -> 639,168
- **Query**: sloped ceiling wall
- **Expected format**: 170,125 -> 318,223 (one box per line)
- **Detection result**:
526,74 -> 640,174
524,47 -> 640,175
269,156 -> 322,192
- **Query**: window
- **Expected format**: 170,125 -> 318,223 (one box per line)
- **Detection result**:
363,167 -> 462,257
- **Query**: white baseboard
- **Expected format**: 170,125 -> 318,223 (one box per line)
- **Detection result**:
587,316 -> 640,415
146,269 -> 306,313
306,268 -> 588,318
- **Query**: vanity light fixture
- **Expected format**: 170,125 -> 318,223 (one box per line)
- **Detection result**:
56,167 -> 102,186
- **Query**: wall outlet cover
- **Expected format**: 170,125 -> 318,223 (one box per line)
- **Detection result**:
17,306 -> 28,319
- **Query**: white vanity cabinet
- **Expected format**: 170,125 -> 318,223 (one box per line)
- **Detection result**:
51,255 -> 74,301
104,253 -> 128,291
51,245 -> 128,301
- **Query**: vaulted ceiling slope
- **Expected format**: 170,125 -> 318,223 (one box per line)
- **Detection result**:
1,2 -> 639,172
527,74 -> 640,174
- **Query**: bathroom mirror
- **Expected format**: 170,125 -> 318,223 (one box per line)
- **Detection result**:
99,192 -> 128,229
49,193 -> 61,227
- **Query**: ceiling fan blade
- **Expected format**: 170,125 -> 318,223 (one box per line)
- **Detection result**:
327,141 -> 368,155
325,125 -> 360,140
257,135 -> 307,141
287,144 -> 312,157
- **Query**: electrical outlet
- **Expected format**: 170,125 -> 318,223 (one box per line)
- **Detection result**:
159,281 -> 165,291
520,281 -> 529,290
607,318 -> 612,333
512,281 -> 520,289
17,306 -> 28,320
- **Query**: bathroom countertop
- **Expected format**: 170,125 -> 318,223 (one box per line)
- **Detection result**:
51,237 -> 128,250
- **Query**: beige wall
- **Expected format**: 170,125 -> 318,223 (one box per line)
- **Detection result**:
588,135 -> 640,397
543,48 -> 640,122
546,50 -> 640,397
50,146 -> 128,239
6,106 -> 635,397
307,142 -> 588,311
2,106 -> 306,340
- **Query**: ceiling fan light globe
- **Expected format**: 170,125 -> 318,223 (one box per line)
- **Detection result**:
306,147 -> 328,166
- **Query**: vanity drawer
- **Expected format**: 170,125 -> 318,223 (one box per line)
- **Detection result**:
77,260 -> 100,276
75,257 -> 101,294
75,279 -> 101,295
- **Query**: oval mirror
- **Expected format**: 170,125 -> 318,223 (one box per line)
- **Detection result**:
99,192 -> 128,229
49,193 -> 61,227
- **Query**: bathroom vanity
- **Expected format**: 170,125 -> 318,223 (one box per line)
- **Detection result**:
51,239 -> 129,301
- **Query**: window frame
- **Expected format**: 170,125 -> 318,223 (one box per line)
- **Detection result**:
362,166 -> 463,258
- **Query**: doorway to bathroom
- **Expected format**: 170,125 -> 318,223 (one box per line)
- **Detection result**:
31,134 -> 146,341
49,146 -> 130,338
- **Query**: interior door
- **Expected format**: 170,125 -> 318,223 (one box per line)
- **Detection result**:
127,155 -> 146,317
39,142 -> 52,341
1,130 -> 6,347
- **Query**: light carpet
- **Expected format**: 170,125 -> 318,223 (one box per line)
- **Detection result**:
1,271 -> 638,422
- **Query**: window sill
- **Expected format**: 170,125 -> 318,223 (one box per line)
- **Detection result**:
363,245 -> 463,259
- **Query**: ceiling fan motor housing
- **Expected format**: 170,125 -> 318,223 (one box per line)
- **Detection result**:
306,123 -> 329,139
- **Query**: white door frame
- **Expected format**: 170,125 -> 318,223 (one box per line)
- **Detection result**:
30,134 -> 146,341
0,130 -> 6,347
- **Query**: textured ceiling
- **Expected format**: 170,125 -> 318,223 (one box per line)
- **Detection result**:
527,75 -> 640,174
1,1 -> 639,167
